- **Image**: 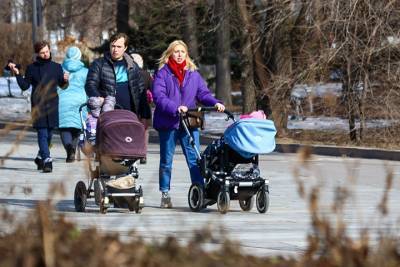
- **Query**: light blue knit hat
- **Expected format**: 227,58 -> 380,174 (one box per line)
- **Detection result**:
65,46 -> 82,61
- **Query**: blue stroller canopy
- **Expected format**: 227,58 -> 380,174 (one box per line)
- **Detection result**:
224,119 -> 277,158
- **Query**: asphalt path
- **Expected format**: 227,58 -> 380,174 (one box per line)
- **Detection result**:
1,130 -> 400,257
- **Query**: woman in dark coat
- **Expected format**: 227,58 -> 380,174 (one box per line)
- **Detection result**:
8,41 -> 68,173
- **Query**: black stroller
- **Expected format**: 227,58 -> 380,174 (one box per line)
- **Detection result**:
181,107 -> 276,214
73,104 -> 146,214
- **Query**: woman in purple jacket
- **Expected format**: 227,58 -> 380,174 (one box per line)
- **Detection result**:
153,40 -> 225,208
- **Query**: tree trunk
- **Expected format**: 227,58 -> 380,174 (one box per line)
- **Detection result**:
183,0 -> 199,63
237,0 -> 256,113
270,23 -> 293,135
252,15 -> 271,117
64,0 -> 73,37
1,0 -> 12,23
23,0 -> 31,23
344,60 -> 358,142
117,0 -> 129,33
358,72 -> 368,141
215,0 -> 232,106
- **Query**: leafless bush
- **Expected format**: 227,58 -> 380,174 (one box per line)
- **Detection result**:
0,22 -> 33,75
237,1 -> 400,144
294,0 -> 400,142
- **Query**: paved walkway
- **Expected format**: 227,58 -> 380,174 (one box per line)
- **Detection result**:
1,129 -> 400,257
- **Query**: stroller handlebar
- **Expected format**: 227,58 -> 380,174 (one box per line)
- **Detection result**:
79,103 -> 88,112
79,102 -> 125,113
186,107 -> 235,121
186,106 -> 216,113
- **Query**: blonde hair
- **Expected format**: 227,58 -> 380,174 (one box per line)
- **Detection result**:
158,40 -> 197,71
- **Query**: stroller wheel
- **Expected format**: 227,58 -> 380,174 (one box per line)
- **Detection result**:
256,189 -> 269,213
94,179 -> 102,206
127,196 -> 141,213
127,198 -> 135,212
74,181 -> 87,212
100,197 -> 109,214
134,196 -> 142,213
217,190 -> 230,214
239,196 -> 254,211
99,204 -> 107,214
188,184 -> 204,212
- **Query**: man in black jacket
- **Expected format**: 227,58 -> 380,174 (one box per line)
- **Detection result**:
85,33 -> 151,123
8,41 -> 69,173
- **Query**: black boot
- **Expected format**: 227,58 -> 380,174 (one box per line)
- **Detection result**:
66,144 -> 76,163
43,159 -> 53,173
34,157 -> 43,170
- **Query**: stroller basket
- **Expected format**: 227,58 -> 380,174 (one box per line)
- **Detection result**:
224,118 -> 276,158
97,109 -> 146,159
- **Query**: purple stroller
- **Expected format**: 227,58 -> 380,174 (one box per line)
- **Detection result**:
74,105 -> 146,214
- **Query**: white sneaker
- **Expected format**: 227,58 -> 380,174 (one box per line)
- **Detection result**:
160,192 -> 172,208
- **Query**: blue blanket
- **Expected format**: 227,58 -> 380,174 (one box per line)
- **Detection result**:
224,119 -> 277,158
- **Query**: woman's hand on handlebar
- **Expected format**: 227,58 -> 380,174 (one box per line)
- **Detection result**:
215,103 -> 225,112
178,105 -> 188,113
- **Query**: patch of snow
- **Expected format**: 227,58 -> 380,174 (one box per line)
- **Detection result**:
0,77 -> 31,98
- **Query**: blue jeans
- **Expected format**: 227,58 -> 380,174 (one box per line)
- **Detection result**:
36,127 -> 53,160
159,128 -> 203,192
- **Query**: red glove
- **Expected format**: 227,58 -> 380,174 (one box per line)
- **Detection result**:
146,90 -> 153,104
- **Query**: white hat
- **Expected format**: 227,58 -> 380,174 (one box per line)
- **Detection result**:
130,53 -> 143,68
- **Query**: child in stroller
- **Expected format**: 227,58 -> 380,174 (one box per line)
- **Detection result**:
182,107 -> 276,214
73,102 -> 146,214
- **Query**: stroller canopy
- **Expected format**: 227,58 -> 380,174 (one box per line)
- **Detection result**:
97,109 -> 146,158
224,119 -> 276,158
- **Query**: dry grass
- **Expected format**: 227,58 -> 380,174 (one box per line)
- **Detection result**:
0,202 -> 295,267
1,199 -> 398,267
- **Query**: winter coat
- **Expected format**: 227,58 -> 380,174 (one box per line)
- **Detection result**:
85,52 -> 151,119
141,69 -> 153,91
58,58 -> 88,129
152,65 -> 220,130
16,58 -> 66,128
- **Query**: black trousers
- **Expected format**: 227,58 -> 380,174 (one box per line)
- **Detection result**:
59,127 -> 81,152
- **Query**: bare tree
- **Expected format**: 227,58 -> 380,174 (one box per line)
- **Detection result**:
215,0 -> 232,105
41,0 -> 107,46
183,0 -> 200,63
64,0 -> 73,36
117,0 -> 129,33
236,0 -> 257,113
0,0 -> 12,23
299,0 -> 400,142
266,1 -> 301,135
0,23 -> 33,75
